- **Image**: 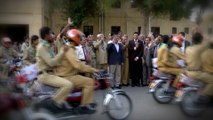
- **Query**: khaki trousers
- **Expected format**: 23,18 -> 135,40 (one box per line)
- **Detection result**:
63,75 -> 95,106
121,58 -> 129,85
186,71 -> 213,96
38,73 -> 73,104
109,64 -> 121,87
0,64 -> 10,80
159,67 -> 184,87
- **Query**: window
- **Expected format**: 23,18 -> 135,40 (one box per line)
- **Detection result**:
83,26 -> 93,37
208,28 -> 213,35
111,26 -> 121,35
130,0 -> 137,8
138,26 -> 141,34
111,0 -> 121,8
184,27 -> 189,34
151,27 -> 160,35
172,27 -> 177,34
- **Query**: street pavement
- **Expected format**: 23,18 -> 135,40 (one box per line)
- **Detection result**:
6,86 -> 212,120
87,86 -> 212,120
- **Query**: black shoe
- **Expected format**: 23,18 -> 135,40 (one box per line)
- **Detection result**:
142,84 -> 148,86
131,84 -> 135,87
122,83 -> 129,86
90,103 -> 98,108
79,106 -> 96,114
115,86 -> 122,89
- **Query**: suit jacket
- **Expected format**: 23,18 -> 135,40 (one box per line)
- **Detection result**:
181,40 -> 191,53
184,40 -> 191,48
128,40 -> 143,62
151,43 -> 162,58
107,43 -> 123,65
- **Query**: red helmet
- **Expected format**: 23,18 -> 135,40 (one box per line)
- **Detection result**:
66,29 -> 85,45
172,35 -> 183,46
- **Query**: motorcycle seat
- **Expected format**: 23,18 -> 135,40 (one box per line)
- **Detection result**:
39,82 -> 83,94
180,74 -> 203,87
158,72 -> 176,80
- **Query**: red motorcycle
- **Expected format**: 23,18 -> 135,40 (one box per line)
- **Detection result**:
19,71 -> 132,120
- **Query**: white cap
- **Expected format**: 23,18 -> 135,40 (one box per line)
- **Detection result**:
2,37 -> 12,42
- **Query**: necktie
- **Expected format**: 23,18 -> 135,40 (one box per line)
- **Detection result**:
101,41 -> 105,51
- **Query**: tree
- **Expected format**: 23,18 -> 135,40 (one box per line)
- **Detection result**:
51,0 -> 99,28
132,0 -> 212,35
51,0 -> 120,28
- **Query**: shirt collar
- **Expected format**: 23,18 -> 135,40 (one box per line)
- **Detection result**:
40,39 -> 51,47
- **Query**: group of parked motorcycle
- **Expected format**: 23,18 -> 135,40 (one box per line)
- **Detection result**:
148,66 -> 213,117
0,58 -> 133,120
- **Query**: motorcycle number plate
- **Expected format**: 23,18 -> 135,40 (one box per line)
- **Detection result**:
175,90 -> 183,97
149,82 -> 156,89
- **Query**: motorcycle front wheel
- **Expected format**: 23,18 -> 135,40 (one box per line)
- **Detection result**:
180,90 -> 206,117
106,92 -> 132,120
152,82 -> 175,104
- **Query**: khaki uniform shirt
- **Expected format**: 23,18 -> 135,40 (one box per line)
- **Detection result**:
36,39 -> 64,72
201,48 -> 213,74
23,46 -> 37,65
55,44 -> 96,77
185,45 -> 203,71
157,44 -> 185,68
0,46 -> 18,64
93,40 -> 107,64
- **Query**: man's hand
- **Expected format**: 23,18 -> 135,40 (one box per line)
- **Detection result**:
142,57 -> 145,64
94,69 -> 100,73
63,45 -> 70,52
134,57 -> 139,61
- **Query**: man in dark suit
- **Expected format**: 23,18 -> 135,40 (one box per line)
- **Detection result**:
128,32 -> 144,87
151,35 -> 163,58
107,34 -> 124,89
178,32 -> 191,53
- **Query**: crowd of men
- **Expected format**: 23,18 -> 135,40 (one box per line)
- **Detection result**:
0,23 -> 213,109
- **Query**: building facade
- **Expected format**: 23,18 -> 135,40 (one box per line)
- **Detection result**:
0,0 -> 51,42
0,0 -> 212,42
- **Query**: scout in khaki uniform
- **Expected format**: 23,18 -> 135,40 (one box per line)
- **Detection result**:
36,27 -> 73,107
121,35 -> 129,86
94,33 -> 108,70
23,35 -> 39,65
186,33 -> 213,102
86,36 -> 96,68
157,35 -> 185,87
55,29 -> 99,114
158,36 -> 185,75
0,37 -> 18,80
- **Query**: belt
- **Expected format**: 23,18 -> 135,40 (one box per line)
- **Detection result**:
38,70 -> 54,75
80,59 -> 86,61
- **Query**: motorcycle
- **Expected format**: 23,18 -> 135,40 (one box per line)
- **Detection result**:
176,74 -> 213,117
148,59 -> 185,104
0,64 -> 32,120
21,71 -> 132,120
149,70 -> 176,104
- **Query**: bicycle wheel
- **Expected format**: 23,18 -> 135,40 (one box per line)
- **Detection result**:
106,93 -> 132,120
